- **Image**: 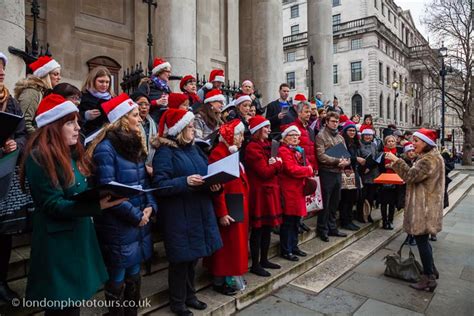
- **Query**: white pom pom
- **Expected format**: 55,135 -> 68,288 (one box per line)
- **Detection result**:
228,145 -> 239,153
204,82 -> 213,90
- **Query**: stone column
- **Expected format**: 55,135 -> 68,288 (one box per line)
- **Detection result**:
239,0 -> 283,106
0,0 -> 25,90
156,0 -> 196,86
307,0 -> 333,101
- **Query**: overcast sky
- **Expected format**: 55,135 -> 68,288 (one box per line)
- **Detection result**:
394,0 -> 431,40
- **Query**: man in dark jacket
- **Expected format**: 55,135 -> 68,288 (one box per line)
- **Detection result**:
265,83 -> 291,137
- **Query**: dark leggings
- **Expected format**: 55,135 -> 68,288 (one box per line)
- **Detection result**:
414,234 -> 434,275
381,203 -> 395,223
280,215 -> 300,255
0,234 -> 12,282
250,226 -> 273,267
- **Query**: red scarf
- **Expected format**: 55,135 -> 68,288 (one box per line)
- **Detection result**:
383,147 -> 397,173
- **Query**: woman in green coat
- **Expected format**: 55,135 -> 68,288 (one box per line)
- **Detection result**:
21,94 -> 125,316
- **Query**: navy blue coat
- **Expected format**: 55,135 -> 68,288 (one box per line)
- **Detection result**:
152,140 -> 222,263
93,138 -> 157,269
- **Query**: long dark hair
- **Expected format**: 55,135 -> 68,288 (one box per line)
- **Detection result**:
197,103 -> 222,130
342,128 -> 360,149
20,112 -> 89,188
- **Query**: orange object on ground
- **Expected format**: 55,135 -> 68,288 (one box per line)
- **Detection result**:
374,173 -> 404,185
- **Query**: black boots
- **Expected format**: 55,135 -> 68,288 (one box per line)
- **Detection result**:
0,281 -> 19,303
104,281 -> 125,316
124,274 -> 141,316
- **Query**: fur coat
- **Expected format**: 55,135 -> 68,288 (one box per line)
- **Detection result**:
392,148 -> 445,236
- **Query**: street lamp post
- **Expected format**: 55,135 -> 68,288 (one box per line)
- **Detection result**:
392,81 -> 399,124
309,55 -> 315,100
439,43 -> 448,147
143,0 -> 157,77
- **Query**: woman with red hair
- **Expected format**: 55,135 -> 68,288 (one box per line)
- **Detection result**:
21,94 -> 124,316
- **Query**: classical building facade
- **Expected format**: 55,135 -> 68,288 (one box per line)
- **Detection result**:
0,0 -> 287,105
282,0 -> 440,132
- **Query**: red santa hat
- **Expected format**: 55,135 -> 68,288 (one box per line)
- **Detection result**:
413,128 -> 437,147
152,57 -> 171,75
293,93 -> 307,105
35,94 -> 78,128
101,93 -> 138,124
233,93 -> 252,106
281,124 -> 301,139
168,93 -> 189,109
179,75 -> 196,91
404,142 -> 415,153
158,108 -> 195,137
209,69 -> 225,83
204,89 -> 226,104
339,114 -> 349,125
29,56 -> 60,78
249,115 -> 270,135
219,119 -> 245,152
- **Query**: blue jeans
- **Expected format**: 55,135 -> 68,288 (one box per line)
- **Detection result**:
108,263 -> 141,283
280,215 -> 300,255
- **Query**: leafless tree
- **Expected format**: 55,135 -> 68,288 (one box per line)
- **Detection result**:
422,0 -> 472,165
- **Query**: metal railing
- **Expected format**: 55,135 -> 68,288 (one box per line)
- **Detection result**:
283,32 -> 308,45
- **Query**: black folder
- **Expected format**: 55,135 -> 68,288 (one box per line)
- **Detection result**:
0,112 -> 23,147
271,139 -> 280,157
325,143 -> 351,159
70,181 -> 170,201
225,193 -> 244,223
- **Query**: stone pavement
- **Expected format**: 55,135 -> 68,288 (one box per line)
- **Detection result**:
237,188 -> 474,316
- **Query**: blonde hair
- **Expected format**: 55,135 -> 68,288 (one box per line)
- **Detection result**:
86,113 -> 147,161
384,135 -> 397,145
82,66 -> 114,95
40,73 -> 53,90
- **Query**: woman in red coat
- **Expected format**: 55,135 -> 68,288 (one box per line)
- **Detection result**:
244,116 -> 283,277
278,125 -> 314,261
206,119 -> 249,296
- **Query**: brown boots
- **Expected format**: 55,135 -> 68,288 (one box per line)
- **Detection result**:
409,274 -> 437,292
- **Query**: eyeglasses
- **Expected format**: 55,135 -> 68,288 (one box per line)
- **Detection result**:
286,134 -> 300,137
328,120 -> 339,123
137,102 -> 150,107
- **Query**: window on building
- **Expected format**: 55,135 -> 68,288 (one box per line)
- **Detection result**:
351,38 -> 362,50
333,65 -> 338,84
333,43 -> 338,53
394,99 -> 397,121
377,38 -> 381,48
379,62 -> 383,82
351,61 -> 362,81
379,93 -> 384,118
332,0 -> 341,7
374,0 -> 378,9
286,72 -> 296,89
400,101 -> 403,121
352,94 -> 363,116
332,14 -> 341,26
290,5 -> 299,18
387,95 -> 391,119
388,10 -> 392,22
405,77 -> 408,92
405,103 -> 408,122
382,3 -> 385,16
386,66 -> 390,85
286,51 -> 296,62
393,71 -> 397,84
394,16 -> 397,27
399,74 -> 403,91
291,24 -> 299,35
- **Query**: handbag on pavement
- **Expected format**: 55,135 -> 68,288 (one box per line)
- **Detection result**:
384,242 -> 422,283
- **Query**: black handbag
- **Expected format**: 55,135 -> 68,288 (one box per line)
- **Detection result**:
384,242 -> 422,283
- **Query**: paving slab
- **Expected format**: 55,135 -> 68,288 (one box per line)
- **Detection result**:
354,299 -> 424,316
274,286 -> 366,315
460,265 -> 474,282
337,272 -> 432,313
236,295 -> 320,316
425,293 -> 474,316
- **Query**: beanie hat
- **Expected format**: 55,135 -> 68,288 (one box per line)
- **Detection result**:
168,93 -> 189,109
204,89 -> 226,104
209,69 -> 225,83
361,128 -> 375,136
219,119 -> 245,152
101,93 -> 138,124
0,52 -> 7,66
158,108 -> 195,137
293,93 -> 307,105
249,115 -> 270,135
179,75 -> 196,92
404,142 -> 415,153
221,99 -> 236,112
35,94 -> 78,128
233,93 -> 252,106
281,125 -> 301,139
152,58 -> 171,75
29,56 -> 60,78
393,129 -> 403,137
413,128 -> 437,147
342,120 -> 357,132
